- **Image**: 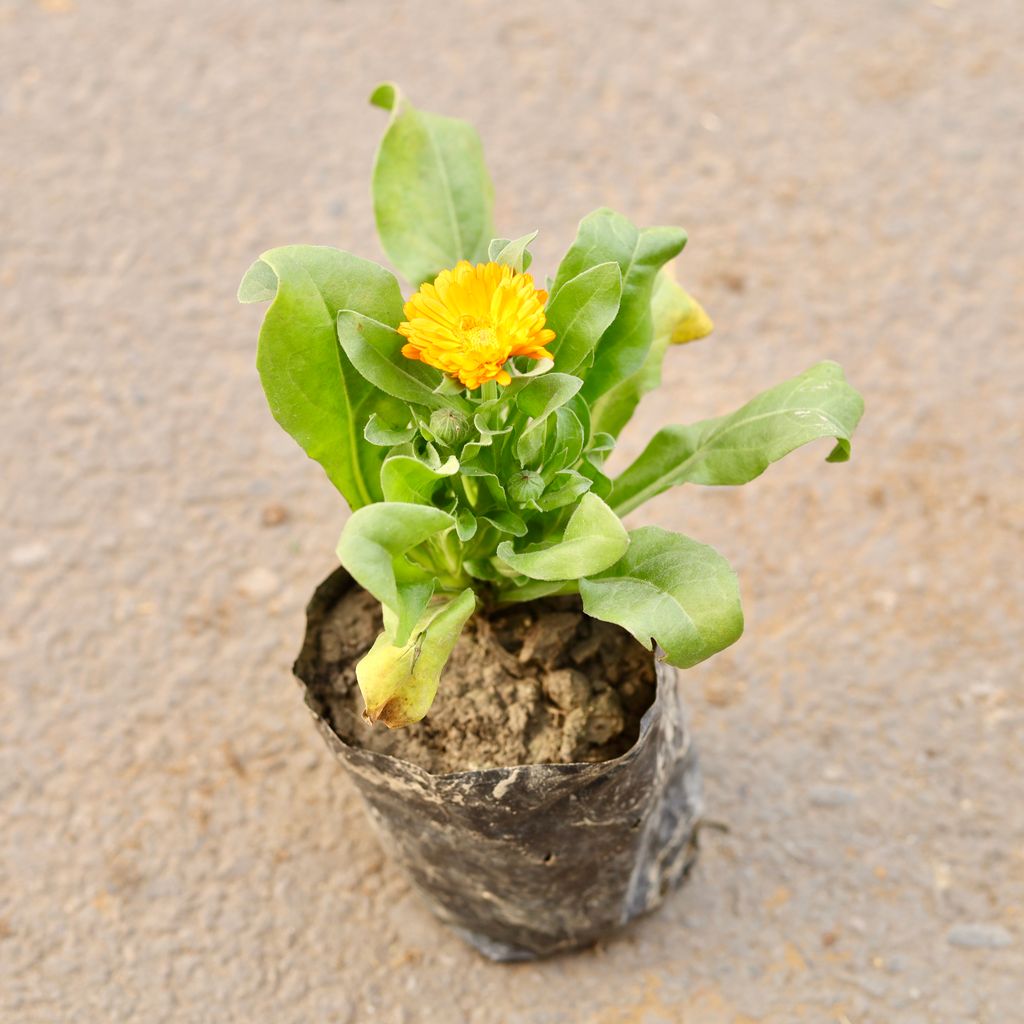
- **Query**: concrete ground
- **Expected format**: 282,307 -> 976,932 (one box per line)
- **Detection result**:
3,1 -> 1022,1021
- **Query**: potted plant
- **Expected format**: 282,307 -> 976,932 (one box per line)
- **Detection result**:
238,84 -> 864,961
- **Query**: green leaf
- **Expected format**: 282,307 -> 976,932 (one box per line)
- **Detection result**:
580,526 -> 743,668
337,310 -> 470,412
488,231 -> 537,273
357,589 -> 476,728
586,432 -> 616,466
239,246 -> 407,508
611,361 -> 865,516
336,503 -> 454,644
480,510 -> 527,537
462,412 -> 512,463
455,508 -> 478,541
545,261 -> 623,375
550,209 -> 686,402
505,357 -> 554,381
464,558 -> 505,582
371,83 -> 494,287
364,412 -> 417,446
515,373 -> 583,421
539,405 -> 586,478
496,493 -> 629,581
591,268 -> 713,438
579,459 -> 613,500
496,578 -> 578,604
380,453 -> 459,504
514,374 -> 583,465
535,469 -> 593,511
237,257 -> 278,302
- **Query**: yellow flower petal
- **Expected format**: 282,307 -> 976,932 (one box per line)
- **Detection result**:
397,262 -> 555,389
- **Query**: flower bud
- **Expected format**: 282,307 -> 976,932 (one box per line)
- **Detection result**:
428,408 -> 471,447
508,469 -> 545,505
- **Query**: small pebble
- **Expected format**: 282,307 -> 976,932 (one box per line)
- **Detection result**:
809,785 -> 857,807
946,923 -> 1013,949
9,541 -> 50,569
261,503 -> 289,527
236,566 -> 280,600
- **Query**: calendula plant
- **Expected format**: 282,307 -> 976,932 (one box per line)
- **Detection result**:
239,84 -> 864,729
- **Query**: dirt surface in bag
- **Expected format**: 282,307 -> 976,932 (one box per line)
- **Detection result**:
312,587 -> 657,774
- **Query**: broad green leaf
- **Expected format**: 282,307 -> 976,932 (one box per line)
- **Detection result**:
514,373 -> 584,420
536,469 -> 593,511
580,526 -> 742,668
462,412 -> 512,463
489,231 -> 537,273
545,261 -> 623,375
238,246 -> 407,508
579,459 -> 613,500
480,510 -> 527,537
550,209 -> 686,402
371,83 -> 494,287
416,440 -> 445,470
516,423 -> 546,468
455,508 -> 478,541
591,268 -> 713,438
464,558 -> 506,582
364,412 -> 417,446
337,310 -> 471,412
514,374 -> 583,466
357,589 -> 476,728
611,361 -> 865,515
496,493 -> 629,581
237,257 -> 278,302
566,392 -> 592,448
380,453 -> 459,504
462,469 -> 509,515
336,503 -> 454,644
496,578 -> 578,604
586,432 -> 616,466
539,405 -> 586,478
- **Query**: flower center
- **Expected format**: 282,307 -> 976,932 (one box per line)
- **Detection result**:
457,315 -> 498,354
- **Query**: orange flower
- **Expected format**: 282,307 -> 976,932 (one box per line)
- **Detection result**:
397,261 -> 555,389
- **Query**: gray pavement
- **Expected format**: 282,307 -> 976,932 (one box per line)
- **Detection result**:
3,1 -> 1022,1020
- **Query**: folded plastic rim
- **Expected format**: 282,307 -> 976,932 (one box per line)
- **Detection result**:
293,566 -> 704,961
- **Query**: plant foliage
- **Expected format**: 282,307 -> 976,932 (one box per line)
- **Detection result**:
240,85 -> 864,727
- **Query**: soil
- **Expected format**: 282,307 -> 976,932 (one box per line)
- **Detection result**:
310,586 -> 659,774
